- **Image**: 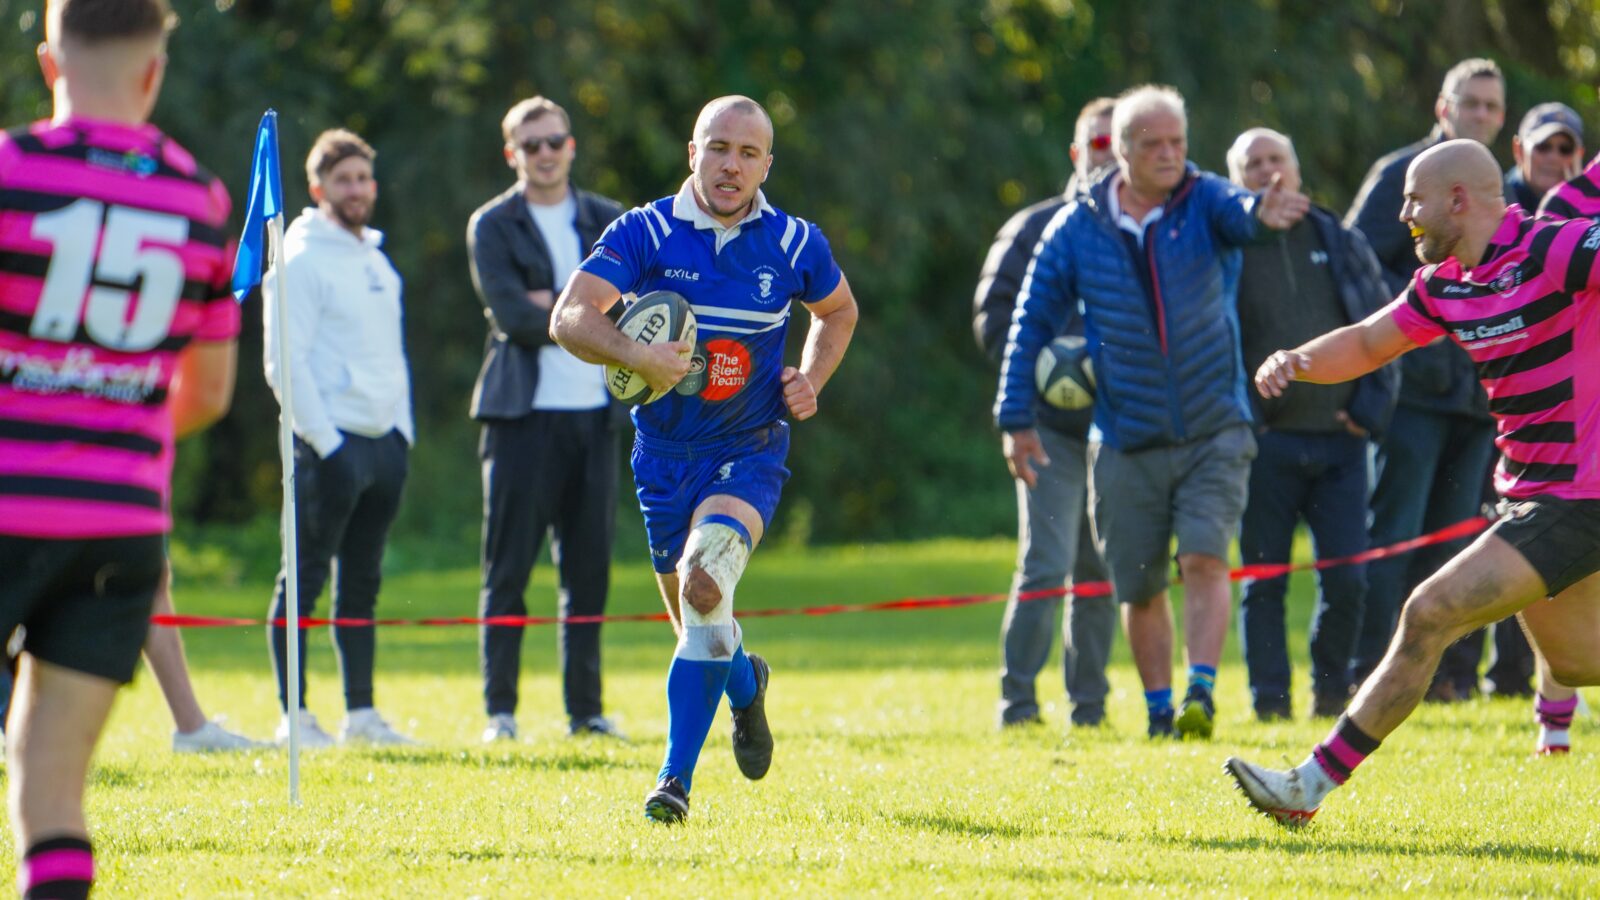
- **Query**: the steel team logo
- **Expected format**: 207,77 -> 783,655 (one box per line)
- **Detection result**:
699,338 -> 751,402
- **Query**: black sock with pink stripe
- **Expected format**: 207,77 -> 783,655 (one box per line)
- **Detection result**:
21,836 -> 93,900
1311,715 -> 1382,785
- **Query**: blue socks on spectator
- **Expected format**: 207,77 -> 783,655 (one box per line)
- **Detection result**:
1145,687 -> 1173,720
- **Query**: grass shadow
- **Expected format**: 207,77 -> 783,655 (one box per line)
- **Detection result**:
886,810 -> 1033,839
1157,833 -> 1600,865
347,747 -> 651,773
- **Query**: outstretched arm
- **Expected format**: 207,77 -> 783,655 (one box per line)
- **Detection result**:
784,274 -> 859,420
550,271 -> 690,393
1256,308 -> 1416,398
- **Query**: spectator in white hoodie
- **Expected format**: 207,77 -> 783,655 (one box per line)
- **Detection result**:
263,129 -> 416,747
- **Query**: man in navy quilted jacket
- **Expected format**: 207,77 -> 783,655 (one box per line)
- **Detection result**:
995,85 -> 1309,740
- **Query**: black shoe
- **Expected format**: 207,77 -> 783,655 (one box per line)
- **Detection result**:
730,653 -> 773,780
1311,692 -> 1346,718
1176,685 -> 1215,739
1148,711 -> 1176,739
1000,712 -> 1044,729
1070,703 -> 1106,728
644,776 -> 689,824
1254,697 -> 1292,722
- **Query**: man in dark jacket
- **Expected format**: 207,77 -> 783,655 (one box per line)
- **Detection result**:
466,96 -> 626,742
1344,59 -> 1502,698
996,85 -> 1310,740
975,97 -> 1115,730
1227,128 -> 1398,721
1505,102 -> 1583,211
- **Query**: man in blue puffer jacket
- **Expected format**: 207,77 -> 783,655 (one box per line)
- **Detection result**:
995,85 -> 1310,740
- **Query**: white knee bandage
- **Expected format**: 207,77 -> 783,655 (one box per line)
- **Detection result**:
678,521 -> 750,627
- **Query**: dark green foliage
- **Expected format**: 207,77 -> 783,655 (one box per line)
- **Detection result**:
3,1 -> 1593,561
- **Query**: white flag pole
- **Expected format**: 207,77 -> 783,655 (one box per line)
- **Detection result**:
268,210 -> 302,805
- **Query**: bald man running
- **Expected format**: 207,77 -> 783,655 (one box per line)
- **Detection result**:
1227,140 -> 1600,826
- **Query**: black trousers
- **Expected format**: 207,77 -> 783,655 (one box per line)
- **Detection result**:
270,430 -> 408,711
479,409 -> 616,722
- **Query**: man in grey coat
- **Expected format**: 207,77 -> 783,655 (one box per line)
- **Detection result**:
467,96 -> 625,742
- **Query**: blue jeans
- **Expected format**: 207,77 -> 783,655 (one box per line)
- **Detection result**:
1239,431 -> 1370,707
1350,406 -> 1495,684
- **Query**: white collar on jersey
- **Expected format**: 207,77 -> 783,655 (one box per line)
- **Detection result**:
672,179 -> 774,252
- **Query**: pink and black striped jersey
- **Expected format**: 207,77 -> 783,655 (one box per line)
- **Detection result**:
1538,157 -> 1600,221
0,117 -> 238,538
1385,207 -> 1600,501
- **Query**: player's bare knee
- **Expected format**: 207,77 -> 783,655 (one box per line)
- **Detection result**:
676,516 -> 752,627
681,564 -> 724,617
1397,589 -> 1460,643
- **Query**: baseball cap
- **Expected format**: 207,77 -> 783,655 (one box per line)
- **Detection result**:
1518,102 -> 1583,146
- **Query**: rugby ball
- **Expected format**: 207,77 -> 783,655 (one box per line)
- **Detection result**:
1035,335 -> 1095,410
605,290 -> 697,405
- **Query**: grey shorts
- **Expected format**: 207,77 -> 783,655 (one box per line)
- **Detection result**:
1088,424 -> 1256,605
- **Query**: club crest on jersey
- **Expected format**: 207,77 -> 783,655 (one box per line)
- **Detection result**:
752,265 -> 780,303
85,147 -> 159,178
1490,265 -> 1523,295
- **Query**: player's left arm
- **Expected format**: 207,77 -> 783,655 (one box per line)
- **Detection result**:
171,339 -> 238,439
786,274 -> 859,421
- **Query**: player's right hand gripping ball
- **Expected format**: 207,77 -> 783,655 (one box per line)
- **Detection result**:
605,290 -> 697,405
1035,334 -> 1095,410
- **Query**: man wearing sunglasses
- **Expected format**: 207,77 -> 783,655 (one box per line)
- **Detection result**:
974,97 -> 1116,731
1507,103 -> 1584,211
1344,59 -> 1503,701
466,97 -> 626,744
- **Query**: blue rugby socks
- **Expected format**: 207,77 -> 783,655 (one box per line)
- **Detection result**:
659,624 -> 742,792
725,643 -> 758,710
1188,664 -> 1217,696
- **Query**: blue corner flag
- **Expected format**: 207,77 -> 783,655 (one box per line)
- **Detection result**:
231,110 -> 284,302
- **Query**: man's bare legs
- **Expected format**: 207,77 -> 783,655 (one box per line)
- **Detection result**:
1228,533 -> 1565,824
7,657 -> 116,855
145,563 -> 263,751
1345,534 -> 1546,739
145,567 -> 205,733
1520,572 -> 1600,754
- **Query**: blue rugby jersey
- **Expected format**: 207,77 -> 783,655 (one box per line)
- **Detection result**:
577,180 -> 842,442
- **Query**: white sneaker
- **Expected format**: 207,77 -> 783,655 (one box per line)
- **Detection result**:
275,709 -> 336,749
482,713 -> 517,743
173,718 -> 268,753
1224,757 -> 1322,827
339,708 -> 419,746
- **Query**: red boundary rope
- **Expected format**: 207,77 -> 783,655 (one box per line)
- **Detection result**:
152,516 -> 1491,630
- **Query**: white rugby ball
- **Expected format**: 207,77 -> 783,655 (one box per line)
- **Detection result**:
1035,334 -> 1096,410
605,290 -> 697,405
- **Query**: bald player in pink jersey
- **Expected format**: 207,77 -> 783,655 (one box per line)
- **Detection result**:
0,1 -> 236,896
1226,139 -> 1600,827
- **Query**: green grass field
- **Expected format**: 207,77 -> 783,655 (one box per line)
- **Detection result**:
6,540 -> 1597,897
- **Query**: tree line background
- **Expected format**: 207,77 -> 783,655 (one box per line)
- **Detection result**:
2,0 -> 1595,577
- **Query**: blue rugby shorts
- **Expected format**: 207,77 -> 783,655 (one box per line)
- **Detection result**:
631,422 -> 791,573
